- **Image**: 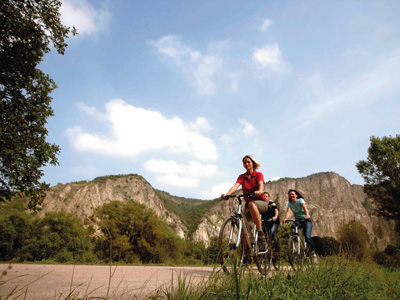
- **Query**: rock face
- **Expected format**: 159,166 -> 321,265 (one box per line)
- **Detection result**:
39,175 -> 187,239
40,172 -> 399,251
192,172 -> 399,250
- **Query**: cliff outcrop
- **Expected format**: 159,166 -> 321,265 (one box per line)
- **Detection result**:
39,174 -> 188,239
192,172 -> 399,250
40,172 -> 399,251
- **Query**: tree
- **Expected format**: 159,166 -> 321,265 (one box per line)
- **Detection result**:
92,201 -> 185,263
337,220 -> 370,259
356,135 -> 400,232
24,211 -> 94,262
0,0 -> 76,210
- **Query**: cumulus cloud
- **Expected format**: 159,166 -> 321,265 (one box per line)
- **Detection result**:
150,35 -> 223,95
77,102 -> 107,120
60,0 -> 111,35
144,159 -> 218,188
252,43 -> 288,73
189,117 -> 212,132
239,119 -> 256,136
221,119 -> 257,148
67,99 -> 218,161
202,182 -> 234,199
260,19 -> 273,32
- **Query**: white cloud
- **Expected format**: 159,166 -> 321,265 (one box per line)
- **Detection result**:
260,19 -> 273,32
60,0 -> 111,35
150,35 -> 223,95
266,177 -> 281,182
144,159 -> 218,188
189,117 -> 212,132
67,99 -> 218,161
77,102 -> 107,120
299,48 -> 400,126
252,43 -> 287,73
222,119 -> 257,148
202,182 -> 234,199
239,119 -> 256,136
229,72 -> 239,92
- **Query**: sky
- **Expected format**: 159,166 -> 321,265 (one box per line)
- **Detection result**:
40,0 -> 400,200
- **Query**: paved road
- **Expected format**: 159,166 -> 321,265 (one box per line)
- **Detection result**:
0,264 -> 216,300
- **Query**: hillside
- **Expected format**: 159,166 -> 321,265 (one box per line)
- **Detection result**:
38,172 -> 400,250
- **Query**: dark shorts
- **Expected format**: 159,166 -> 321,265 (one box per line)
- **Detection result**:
244,200 -> 268,221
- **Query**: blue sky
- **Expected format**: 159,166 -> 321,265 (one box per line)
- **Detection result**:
41,0 -> 400,199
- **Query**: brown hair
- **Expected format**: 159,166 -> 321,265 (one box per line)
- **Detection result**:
288,189 -> 304,202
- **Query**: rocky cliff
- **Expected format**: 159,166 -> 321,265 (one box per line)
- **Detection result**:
192,172 -> 399,250
39,174 -> 188,239
40,172 -> 399,251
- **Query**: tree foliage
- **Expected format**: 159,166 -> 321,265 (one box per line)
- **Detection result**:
0,0 -> 76,210
92,201 -> 185,264
0,210 -> 94,262
356,135 -> 400,232
337,220 -> 370,259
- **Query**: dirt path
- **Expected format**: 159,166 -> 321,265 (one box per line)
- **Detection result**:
0,264 -> 216,300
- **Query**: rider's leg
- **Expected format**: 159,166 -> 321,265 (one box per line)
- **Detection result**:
270,223 -> 279,251
303,219 -> 314,253
248,201 -> 268,246
248,200 -> 268,229
248,201 -> 262,230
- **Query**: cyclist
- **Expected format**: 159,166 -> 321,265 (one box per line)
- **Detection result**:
221,155 -> 268,249
282,189 -> 317,262
262,192 -> 280,251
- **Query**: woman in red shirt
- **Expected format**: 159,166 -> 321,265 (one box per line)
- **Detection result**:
221,155 -> 268,247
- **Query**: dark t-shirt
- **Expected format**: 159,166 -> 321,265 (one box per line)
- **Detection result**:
262,201 -> 280,223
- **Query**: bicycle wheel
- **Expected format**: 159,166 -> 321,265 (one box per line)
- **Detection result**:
218,217 -> 245,274
288,235 -> 304,271
271,242 -> 281,271
256,233 -> 271,275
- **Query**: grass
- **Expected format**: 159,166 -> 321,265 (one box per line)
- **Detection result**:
1,256 -> 399,299
151,256 -> 400,300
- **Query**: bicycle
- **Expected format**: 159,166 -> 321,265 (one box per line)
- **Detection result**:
285,219 -> 314,271
218,194 -> 271,275
263,218 -> 280,271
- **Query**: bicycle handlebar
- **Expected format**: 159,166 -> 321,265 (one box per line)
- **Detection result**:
221,193 -> 257,200
285,218 -> 307,224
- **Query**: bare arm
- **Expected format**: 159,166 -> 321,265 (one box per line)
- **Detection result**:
272,207 -> 279,222
302,203 -> 311,219
282,207 -> 292,224
221,182 -> 241,199
254,180 -> 264,197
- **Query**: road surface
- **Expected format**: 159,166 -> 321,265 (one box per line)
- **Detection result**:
0,264 -> 216,300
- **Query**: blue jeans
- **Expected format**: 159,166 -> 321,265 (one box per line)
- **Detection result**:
293,219 -> 314,253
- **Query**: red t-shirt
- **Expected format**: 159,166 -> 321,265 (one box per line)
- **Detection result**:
236,170 -> 266,203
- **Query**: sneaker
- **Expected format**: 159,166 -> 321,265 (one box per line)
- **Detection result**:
312,253 -> 318,264
257,230 -> 266,249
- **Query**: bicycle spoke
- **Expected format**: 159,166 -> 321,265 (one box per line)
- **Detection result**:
218,217 -> 244,274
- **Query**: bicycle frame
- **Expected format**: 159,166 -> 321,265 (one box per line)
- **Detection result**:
286,219 -> 310,271
225,194 -> 266,256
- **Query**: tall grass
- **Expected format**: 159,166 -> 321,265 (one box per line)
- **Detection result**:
153,256 -> 400,300
2,257 -> 399,299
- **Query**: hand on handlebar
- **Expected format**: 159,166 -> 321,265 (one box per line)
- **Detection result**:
254,190 -> 263,197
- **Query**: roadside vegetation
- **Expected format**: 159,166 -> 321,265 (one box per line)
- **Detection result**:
150,256 -> 400,300
1,196 -> 399,269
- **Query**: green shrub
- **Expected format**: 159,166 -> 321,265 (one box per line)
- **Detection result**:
337,220 -> 370,259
